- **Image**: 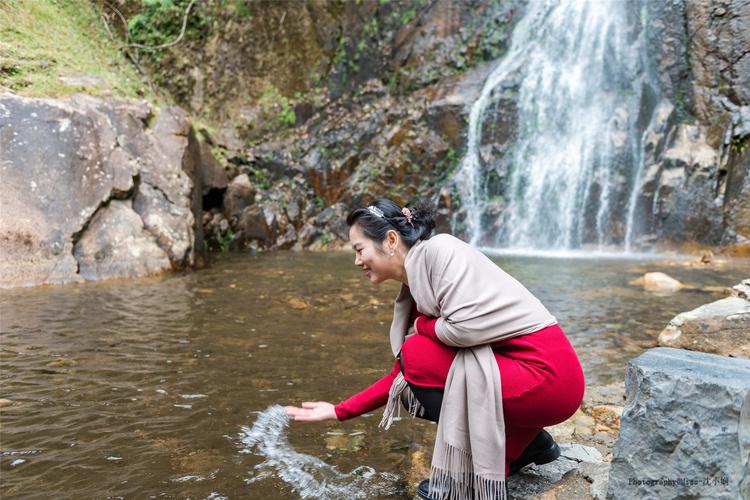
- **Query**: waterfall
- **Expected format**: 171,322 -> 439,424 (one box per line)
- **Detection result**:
452,0 -> 659,251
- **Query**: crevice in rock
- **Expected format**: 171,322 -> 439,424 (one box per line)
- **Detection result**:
70,173 -> 142,275
202,187 -> 226,211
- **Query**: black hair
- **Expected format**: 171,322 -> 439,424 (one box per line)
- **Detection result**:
346,198 -> 436,248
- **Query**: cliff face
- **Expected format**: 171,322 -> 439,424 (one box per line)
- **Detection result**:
632,0 -> 750,246
2,0 -> 747,277
125,0 -> 745,251
108,0 -> 517,147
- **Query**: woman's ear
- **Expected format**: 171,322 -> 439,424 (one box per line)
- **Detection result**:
387,229 -> 399,250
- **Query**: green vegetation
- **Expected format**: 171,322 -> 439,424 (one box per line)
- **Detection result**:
259,82 -> 297,128
218,227 -> 234,252
730,136 -> 749,156
0,0 -> 154,99
126,0 -> 209,64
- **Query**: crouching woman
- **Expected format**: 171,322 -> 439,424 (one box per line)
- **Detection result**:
285,199 -> 585,500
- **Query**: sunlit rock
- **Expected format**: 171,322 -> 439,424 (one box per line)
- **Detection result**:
630,272 -> 683,292
658,280 -> 750,358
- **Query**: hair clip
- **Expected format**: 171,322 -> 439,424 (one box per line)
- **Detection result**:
367,205 -> 385,218
402,207 -> 414,227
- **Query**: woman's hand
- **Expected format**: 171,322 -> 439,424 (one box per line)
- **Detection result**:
284,401 -> 337,422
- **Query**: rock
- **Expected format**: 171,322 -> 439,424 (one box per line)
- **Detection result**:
425,61 -> 497,150
237,205 -> 272,246
223,174 -> 256,220
733,279 -> 750,299
406,447 -> 431,497
658,284 -> 750,358
45,358 -> 77,368
590,405 -> 623,431
74,200 -> 171,280
0,93 -> 208,288
287,297 -> 309,310
59,75 -> 107,89
607,347 -> 750,500
506,447 -> 608,500
630,272 -> 683,292
559,443 -> 603,464
198,140 -> 228,193
0,399 -> 14,407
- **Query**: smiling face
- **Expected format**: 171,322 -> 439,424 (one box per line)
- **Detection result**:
349,223 -> 398,284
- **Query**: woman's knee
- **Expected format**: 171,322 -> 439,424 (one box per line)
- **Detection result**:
400,334 -> 456,387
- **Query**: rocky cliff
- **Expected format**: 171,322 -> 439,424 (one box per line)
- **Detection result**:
0,93 -> 213,287
115,0 -> 747,252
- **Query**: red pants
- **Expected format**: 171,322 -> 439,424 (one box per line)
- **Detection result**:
399,324 -> 585,475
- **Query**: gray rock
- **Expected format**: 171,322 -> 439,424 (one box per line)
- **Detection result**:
198,140 -> 228,193
559,443 -> 603,463
658,286 -> 750,358
607,347 -> 750,500
506,449 -> 609,500
0,93 -> 210,287
74,200 -> 170,280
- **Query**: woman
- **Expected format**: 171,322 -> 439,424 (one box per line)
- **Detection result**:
285,199 -> 585,500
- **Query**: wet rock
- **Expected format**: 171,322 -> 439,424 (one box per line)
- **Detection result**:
425,61 -> 497,150
630,272 -> 683,292
296,223 -> 322,247
0,94 -> 209,287
406,446 -> 431,497
276,224 -> 297,250
237,205 -> 272,246
45,358 -> 77,368
608,347 -> 750,500
658,282 -> 750,358
74,200 -> 171,280
287,297 -> 309,310
324,432 -> 364,452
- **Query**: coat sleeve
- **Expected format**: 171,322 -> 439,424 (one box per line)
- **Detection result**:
333,360 -> 400,421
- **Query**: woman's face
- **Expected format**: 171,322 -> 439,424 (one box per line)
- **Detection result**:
349,224 -> 395,284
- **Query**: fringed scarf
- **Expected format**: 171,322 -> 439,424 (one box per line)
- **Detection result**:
379,234 -> 557,500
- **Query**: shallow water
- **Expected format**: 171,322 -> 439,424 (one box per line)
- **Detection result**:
1,250 -> 747,498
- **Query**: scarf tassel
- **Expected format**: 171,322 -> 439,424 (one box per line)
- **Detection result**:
378,372 -> 425,430
429,442 -> 507,500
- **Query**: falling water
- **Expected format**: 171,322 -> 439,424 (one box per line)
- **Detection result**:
452,0 -> 659,251
238,406 -> 400,499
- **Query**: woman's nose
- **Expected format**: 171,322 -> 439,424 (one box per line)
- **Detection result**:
354,254 -> 361,267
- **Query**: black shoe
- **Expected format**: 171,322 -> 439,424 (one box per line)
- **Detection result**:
508,429 -> 560,475
416,479 -> 443,500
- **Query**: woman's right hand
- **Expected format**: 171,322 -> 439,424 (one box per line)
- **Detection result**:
284,401 -> 337,422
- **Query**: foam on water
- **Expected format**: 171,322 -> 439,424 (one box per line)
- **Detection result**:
239,405 -> 400,499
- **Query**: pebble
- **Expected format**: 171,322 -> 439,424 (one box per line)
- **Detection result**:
288,297 -> 309,310
46,358 -> 77,368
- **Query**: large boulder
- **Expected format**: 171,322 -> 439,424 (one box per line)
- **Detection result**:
0,93 -> 208,288
658,279 -> 750,358
607,347 -> 750,499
